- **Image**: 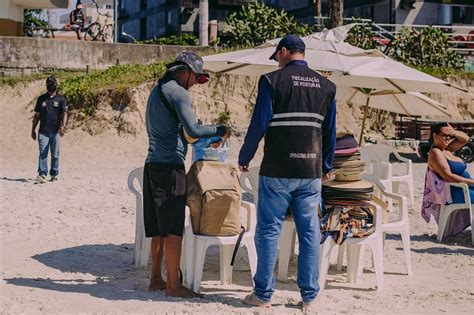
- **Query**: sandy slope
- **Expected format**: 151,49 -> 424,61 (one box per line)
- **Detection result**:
0,81 -> 473,314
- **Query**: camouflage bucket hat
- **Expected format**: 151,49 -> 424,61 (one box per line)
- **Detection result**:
166,51 -> 210,84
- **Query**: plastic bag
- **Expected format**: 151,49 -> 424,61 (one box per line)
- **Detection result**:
192,136 -> 230,162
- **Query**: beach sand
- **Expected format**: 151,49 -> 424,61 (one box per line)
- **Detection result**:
1,83 -> 473,314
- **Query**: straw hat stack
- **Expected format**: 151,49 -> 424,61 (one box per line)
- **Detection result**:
322,133 -> 374,207
322,179 -> 374,207
333,133 -> 365,182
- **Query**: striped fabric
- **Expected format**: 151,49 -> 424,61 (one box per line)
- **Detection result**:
269,112 -> 325,129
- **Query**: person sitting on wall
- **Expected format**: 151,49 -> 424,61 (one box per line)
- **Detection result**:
64,1 -> 85,40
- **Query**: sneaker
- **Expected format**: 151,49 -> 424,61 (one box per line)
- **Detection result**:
35,174 -> 47,184
50,175 -> 58,181
299,299 -> 319,313
243,292 -> 271,308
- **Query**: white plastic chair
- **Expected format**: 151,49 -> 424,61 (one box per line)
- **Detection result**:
337,174 -> 413,279
360,144 -> 414,207
187,202 -> 257,292
127,167 -> 151,269
320,204 -> 384,291
358,173 -> 413,275
438,182 -> 473,245
239,167 -> 297,282
128,167 -> 187,273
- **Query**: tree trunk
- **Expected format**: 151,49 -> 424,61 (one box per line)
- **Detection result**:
199,0 -> 209,46
329,0 -> 343,29
315,0 -> 322,30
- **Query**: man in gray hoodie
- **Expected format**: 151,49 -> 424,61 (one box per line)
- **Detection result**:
143,51 -> 231,298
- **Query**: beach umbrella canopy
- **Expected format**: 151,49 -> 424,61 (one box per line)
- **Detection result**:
203,26 -> 463,143
336,87 -> 452,143
203,26 -> 462,94
336,87 -> 451,117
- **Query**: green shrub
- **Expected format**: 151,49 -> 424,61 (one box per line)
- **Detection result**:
386,27 -> 465,71
24,9 -> 48,37
59,63 -> 166,115
217,110 -> 231,126
223,3 -> 312,48
346,19 -> 377,50
0,70 -> 85,87
137,34 -> 198,46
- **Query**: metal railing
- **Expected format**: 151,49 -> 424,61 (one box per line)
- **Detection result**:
314,16 -> 473,58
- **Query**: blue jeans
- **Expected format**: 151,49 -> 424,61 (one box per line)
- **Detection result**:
253,176 -> 321,302
38,132 -> 60,176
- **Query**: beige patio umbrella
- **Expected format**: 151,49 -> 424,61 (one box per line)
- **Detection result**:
202,26 -> 463,142
203,26 -> 462,94
336,87 -> 452,143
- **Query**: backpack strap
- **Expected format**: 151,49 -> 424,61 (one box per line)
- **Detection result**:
230,226 -> 246,266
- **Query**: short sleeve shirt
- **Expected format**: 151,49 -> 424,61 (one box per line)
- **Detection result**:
34,93 -> 68,134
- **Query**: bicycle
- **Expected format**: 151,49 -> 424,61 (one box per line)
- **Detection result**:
84,0 -> 114,42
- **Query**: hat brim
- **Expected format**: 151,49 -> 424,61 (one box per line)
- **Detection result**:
269,49 -> 278,61
197,74 -> 210,84
166,60 -> 210,84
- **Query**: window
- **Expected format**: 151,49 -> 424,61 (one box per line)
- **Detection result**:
140,17 -> 147,39
452,5 -> 474,25
140,0 -> 147,11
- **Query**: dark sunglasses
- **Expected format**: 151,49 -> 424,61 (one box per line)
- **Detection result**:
437,133 -> 453,140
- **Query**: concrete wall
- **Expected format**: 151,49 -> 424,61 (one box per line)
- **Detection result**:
0,36 -> 215,73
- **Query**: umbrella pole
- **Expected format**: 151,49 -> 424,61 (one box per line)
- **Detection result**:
359,94 -> 371,145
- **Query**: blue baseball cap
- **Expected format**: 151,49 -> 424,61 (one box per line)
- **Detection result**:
269,34 -> 305,61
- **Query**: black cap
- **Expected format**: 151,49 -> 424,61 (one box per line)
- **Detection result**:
76,0 -> 82,5
269,34 -> 305,61
166,51 -> 210,84
46,76 -> 57,86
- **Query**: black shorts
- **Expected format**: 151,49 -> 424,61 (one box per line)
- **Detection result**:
143,162 -> 186,237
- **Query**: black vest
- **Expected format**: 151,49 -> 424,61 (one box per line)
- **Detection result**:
260,64 -> 336,178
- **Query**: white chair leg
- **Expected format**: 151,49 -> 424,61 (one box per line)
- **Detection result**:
132,233 -> 141,267
277,220 -> 295,282
407,179 -> 415,207
319,238 -> 335,292
134,236 -> 151,269
193,240 -> 209,292
346,244 -> 361,283
437,208 -> 450,243
244,239 -> 258,283
180,236 -> 186,284
336,243 -> 345,271
185,234 -> 195,288
356,245 -> 366,281
400,226 -> 413,276
290,229 -> 297,261
219,244 -> 234,285
470,206 -> 474,245
392,181 -> 400,195
371,240 -> 384,291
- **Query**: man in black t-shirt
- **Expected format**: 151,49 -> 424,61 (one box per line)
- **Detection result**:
66,1 -> 85,40
31,77 -> 68,183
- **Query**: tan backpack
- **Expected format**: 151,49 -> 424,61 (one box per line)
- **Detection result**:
186,161 -> 242,236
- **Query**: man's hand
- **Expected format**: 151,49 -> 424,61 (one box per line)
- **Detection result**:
59,126 -> 66,136
239,164 -> 249,172
322,172 -> 334,183
223,127 -> 232,139
31,130 -> 36,141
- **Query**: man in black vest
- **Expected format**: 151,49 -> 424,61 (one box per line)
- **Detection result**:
239,35 -> 337,310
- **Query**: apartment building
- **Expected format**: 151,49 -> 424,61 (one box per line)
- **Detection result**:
0,0 -> 70,36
